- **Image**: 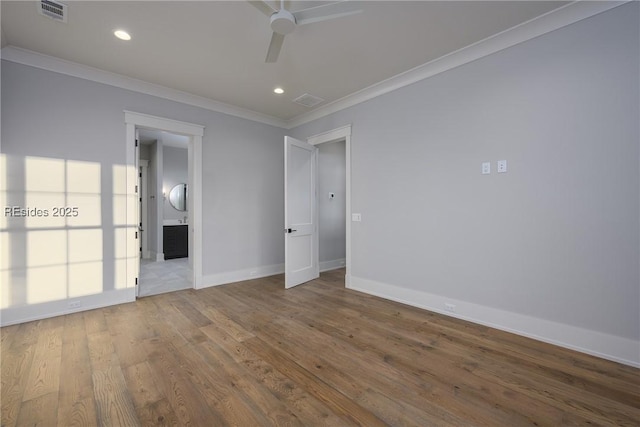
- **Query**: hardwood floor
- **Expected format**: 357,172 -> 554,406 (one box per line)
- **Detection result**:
2,269 -> 639,426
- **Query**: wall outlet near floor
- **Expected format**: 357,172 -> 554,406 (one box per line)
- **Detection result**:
481,162 -> 491,175
68,301 -> 81,309
249,270 -> 257,277
444,303 -> 456,313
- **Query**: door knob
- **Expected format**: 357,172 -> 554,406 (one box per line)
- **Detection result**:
285,228 -> 297,233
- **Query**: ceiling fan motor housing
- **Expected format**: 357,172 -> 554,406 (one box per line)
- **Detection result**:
270,9 -> 296,34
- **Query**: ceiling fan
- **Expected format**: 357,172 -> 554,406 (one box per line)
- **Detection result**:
248,0 -> 362,63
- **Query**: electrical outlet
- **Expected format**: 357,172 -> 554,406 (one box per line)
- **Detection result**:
497,160 -> 507,173
249,270 -> 257,277
444,303 -> 456,313
481,162 -> 491,175
68,301 -> 81,309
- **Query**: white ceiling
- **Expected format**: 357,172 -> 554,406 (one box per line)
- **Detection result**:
1,1 -> 569,122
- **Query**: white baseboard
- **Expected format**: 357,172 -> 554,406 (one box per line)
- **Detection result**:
320,258 -> 346,272
348,276 -> 640,368
198,263 -> 285,289
0,288 -> 136,327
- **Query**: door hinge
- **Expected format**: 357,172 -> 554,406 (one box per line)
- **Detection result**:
135,231 -> 138,239
135,139 -> 139,147
135,185 -> 138,193
135,277 -> 138,285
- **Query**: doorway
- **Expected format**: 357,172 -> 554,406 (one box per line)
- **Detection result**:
138,129 -> 191,296
317,139 -> 346,273
283,125 -> 351,288
308,125 -> 351,286
124,111 -> 204,297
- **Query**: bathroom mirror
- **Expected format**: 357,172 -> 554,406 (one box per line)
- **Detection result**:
169,183 -> 188,211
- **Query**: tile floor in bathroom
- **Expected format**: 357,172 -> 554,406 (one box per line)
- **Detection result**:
139,257 -> 192,297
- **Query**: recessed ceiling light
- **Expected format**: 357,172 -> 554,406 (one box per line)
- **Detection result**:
114,30 -> 131,41
274,87 -> 284,94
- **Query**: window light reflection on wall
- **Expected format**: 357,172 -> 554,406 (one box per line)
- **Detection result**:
0,155 -> 139,310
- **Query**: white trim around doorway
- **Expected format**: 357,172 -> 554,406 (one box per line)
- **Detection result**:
307,125 -> 352,286
124,111 -> 204,290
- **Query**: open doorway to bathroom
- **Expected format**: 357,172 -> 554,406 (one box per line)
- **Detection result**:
138,129 -> 192,296
125,111 -> 203,298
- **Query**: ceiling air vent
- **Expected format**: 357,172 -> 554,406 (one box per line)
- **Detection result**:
38,0 -> 67,23
293,93 -> 325,108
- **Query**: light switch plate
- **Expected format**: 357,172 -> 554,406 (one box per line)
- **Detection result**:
351,213 -> 362,222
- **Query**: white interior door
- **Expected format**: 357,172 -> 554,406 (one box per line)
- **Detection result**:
285,136 -> 319,288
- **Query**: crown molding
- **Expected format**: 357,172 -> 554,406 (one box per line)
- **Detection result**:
1,1 -> 629,131
285,0 -> 629,129
0,46 -> 288,129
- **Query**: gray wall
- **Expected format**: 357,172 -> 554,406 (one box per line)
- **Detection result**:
292,3 -> 639,343
139,143 -> 150,161
163,145 -> 188,222
1,59 -> 286,317
318,140 -> 346,264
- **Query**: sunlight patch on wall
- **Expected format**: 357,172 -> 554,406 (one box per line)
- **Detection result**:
113,164 -> 127,195
1,269 -> 10,309
27,265 -> 67,304
67,160 -> 101,194
0,232 -> 9,272
68,230 -> 103,296
66,194 -> 101,227
113,165 -> 136,226
114,259 -> 127,290
68,229 -> 102,262
25,157 -> 65,193
1,155 -> 117,310
24,193 -> 66,228
113,195 -> 127,225
69,261 -> 103,297
27,230 -> 66,267
113,226 -> 136,290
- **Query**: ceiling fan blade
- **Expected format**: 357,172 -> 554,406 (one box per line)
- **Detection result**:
247,0 -> 276,17
265,32 -> 285,63
293,1 -> 362,26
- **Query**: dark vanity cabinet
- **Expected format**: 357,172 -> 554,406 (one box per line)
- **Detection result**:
163,225 -> 188,259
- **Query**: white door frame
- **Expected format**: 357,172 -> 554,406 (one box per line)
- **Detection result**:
307,125 -> 352,286
139,159 -> 150,259
125,111 -> 204,290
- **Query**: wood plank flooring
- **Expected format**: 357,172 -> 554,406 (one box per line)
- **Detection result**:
2,269 -> 639,426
